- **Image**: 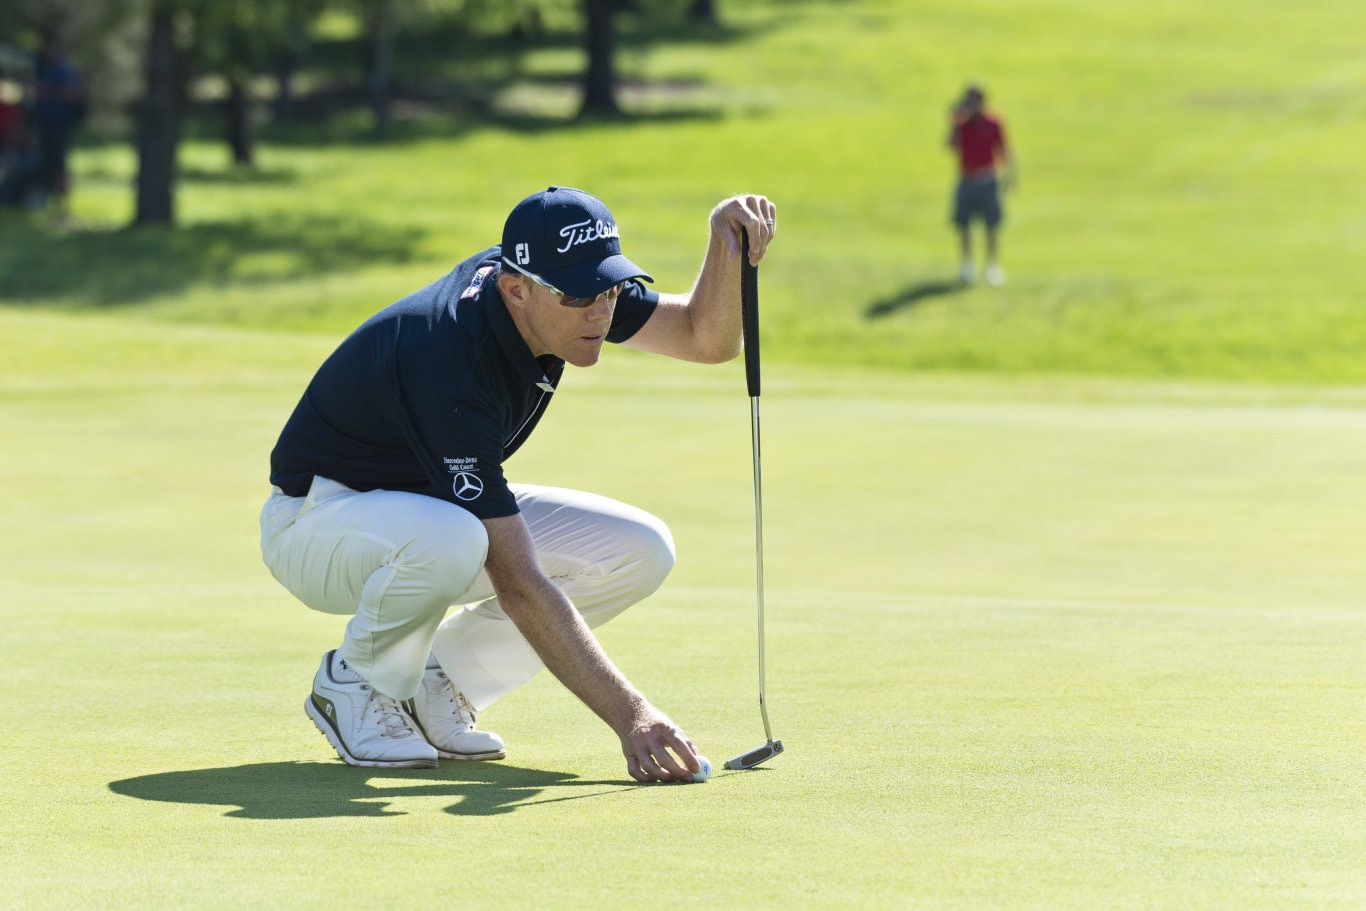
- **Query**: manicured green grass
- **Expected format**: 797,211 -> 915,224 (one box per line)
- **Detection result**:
2,0 -> 1364,380
2,309 -> 1364,907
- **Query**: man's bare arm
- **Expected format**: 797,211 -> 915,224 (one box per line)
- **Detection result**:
479,513 -> 699,782
621,194 -> 776,365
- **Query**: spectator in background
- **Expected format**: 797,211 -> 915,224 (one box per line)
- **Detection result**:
0,38 -> 36,208
0,75 -> 23,172
29,27 -> 85,221
947,83 -> 1015,287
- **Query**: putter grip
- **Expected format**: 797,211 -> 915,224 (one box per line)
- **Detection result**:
741,228 -> 760,397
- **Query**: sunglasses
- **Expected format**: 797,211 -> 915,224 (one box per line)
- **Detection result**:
503,260 -> 623,308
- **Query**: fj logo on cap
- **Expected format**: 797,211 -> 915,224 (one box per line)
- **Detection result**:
515,243 -> 530,265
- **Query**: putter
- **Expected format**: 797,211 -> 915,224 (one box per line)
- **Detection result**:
726,228 -> 784,772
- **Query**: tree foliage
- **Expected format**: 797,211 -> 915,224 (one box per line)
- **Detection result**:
5,0 -> 725,226
0,0 -> 144,135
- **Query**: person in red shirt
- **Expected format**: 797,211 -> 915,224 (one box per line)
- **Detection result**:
0,77 -> 31,207
948,84 -> 1016,286
0,79 -> 22,160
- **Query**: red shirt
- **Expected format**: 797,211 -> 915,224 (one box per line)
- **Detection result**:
952,113 -> 1006,176
0,102 -> 22,144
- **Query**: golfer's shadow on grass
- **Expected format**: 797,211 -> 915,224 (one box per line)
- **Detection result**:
109,761 -> 639,819
864,279 -> 965,319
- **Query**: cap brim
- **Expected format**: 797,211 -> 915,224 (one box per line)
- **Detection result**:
540,254 -> 653,299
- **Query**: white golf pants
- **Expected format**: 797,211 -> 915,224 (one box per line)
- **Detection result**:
259,477 -> 675,709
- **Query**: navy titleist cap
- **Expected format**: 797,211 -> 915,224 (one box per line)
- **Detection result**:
501,186 -> 653,298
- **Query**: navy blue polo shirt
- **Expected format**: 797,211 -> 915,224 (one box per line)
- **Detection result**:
269,246 -> 658,519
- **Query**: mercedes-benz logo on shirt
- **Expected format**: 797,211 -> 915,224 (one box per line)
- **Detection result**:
453,472 -> 484,501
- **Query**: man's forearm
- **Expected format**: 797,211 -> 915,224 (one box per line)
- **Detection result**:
680,229 -> 746,364
480,513 -> 651,736
497,577 -> 649,735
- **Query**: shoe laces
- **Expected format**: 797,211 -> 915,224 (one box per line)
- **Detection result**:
433,671 -> 477,729
364,686 -> 418,739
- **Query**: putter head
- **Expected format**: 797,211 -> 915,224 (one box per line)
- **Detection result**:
724,739 -> 784,771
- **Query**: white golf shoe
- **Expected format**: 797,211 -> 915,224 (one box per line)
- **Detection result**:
407,666 -> 506,761
985,264 -> 1006,287
305,651 -> 438,769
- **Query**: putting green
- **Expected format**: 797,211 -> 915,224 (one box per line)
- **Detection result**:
2,310 -> 1362,907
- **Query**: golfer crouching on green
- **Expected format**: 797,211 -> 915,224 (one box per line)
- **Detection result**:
260,186 -> 777,782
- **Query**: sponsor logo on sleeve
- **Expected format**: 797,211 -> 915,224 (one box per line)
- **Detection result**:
443,456 -> 485,501
453,473 -> 483,501
460,265 -> 495,301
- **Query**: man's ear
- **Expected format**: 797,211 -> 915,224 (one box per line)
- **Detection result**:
497,272 -> 528,309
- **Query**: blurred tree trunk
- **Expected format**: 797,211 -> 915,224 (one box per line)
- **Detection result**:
134,2 -> 183,225
689,0 -> 718,25
224,74 -> 253,166
272,19 -> 308,125
365,0 -> 396,136
579,0 -> 618,117
507,1 -> 545,41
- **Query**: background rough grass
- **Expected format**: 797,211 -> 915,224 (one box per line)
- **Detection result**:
1,0 -> 1364,380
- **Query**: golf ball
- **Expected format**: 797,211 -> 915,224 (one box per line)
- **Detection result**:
692,755 -> 712,783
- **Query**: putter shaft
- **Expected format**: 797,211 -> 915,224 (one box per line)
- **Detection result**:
751,394 -> 773,745
723,394 -> 783,773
